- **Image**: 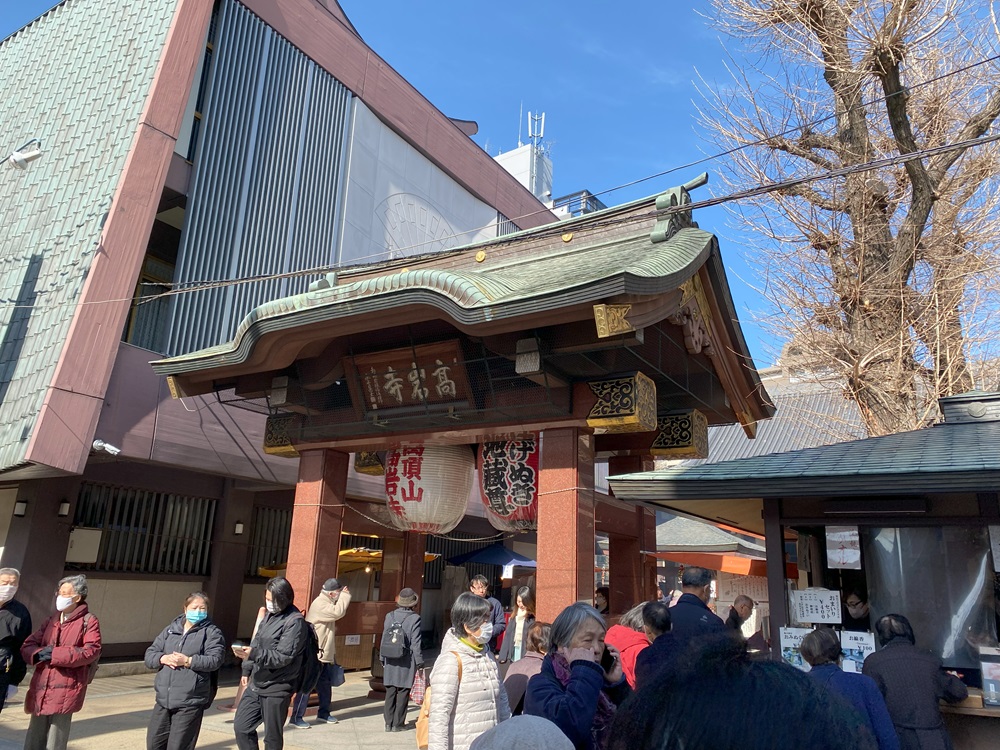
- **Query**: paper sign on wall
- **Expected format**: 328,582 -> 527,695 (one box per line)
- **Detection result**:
840,631 -> 876,673
345,635 -> 361,646
779,627 -> 813,672
826,526 -> 862,570
792,589 -> 842,624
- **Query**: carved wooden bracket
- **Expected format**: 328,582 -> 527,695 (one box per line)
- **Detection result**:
667,276 -> 716,357
594,304 -> 635,338
586,372 -> 657,433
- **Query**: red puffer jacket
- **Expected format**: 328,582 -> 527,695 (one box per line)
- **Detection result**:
21,604 -> 102,715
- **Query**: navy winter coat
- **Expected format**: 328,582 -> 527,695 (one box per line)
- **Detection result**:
145,615 -> 226,710
524,654 -> 630,750
668,593 -> 726,638
808,663 -> 899,750
0,599 -> 31,688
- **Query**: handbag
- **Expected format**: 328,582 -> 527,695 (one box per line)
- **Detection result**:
416,652 -> 461,750
411,668 -> 426,705
330,662 -> 345,688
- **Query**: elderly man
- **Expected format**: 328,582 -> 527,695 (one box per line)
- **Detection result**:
22,574 -> 101,750
290,577 -> 351,728
470,575 -> 506,652
0,567 -> 31,713
726,595 -> 755,633
669,567 -> 726,638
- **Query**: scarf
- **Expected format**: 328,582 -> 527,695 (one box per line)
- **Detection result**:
459,636 -> 485,653
551,652 -> 616,750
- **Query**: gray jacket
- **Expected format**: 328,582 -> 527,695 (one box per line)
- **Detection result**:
381,607 -> 423,689
145,616 -> 226,710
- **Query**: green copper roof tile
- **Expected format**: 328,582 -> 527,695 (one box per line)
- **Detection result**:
0,0 -> 178,470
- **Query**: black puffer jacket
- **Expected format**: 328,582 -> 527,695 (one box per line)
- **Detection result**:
0,599 -> 32,688
242,606 -> 307,697
145,615 -> 226,710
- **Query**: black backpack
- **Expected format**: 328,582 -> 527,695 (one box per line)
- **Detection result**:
297,620 -> 323,695
380,613 -> 409,660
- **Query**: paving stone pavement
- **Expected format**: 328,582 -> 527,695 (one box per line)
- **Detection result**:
0,670 -> 420,750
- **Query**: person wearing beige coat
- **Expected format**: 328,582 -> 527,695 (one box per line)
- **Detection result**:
289,578 -> 352,727
429,593 -> 511,750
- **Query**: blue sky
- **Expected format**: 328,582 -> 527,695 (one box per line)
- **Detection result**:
0,1 -> 778,365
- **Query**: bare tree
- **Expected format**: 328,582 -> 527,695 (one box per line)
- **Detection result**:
700,0 -> 1000,435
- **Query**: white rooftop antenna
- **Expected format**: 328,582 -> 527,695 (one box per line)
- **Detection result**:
517,102 -> 524,148
527,111 -> 545,147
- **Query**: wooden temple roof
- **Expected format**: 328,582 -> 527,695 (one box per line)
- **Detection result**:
152,178 -> 773,446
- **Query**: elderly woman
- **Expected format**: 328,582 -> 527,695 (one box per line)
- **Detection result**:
21,574 -> 102,750
503,621 -> 550,715
862,614 -> 967,750
524,602 -> 630,750
801,628 -> 898,750
145,591 -> 227,750
429,592 -> 510,750
499,587 -> 535,665
603,603 -> 649,689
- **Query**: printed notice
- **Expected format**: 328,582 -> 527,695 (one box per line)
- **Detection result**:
840,631 -> 876,673
780,627 -> 814,672
792,589 -> 843,624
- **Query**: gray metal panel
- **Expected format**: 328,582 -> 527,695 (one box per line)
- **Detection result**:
166,0 -> 351,356
0,0 -> 177,471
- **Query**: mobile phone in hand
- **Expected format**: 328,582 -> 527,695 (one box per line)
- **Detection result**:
600,645 -> 615,672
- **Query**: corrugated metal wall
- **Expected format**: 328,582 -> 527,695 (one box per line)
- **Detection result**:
166,0 -> 351,356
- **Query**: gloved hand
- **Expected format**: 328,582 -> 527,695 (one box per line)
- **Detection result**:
35,646 -> 53,664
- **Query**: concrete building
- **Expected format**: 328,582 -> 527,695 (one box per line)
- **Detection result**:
0,0 -> 551,658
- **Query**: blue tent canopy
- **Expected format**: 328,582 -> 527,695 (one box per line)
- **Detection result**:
447,542 -> 536,568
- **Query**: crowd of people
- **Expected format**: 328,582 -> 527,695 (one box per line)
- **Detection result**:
0,564 -> 975,750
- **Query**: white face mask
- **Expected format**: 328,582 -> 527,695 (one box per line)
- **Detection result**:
265,600 -> 280,614
473,622 -> 494,645
56,595 -> 75,612
0,585 -> 16,603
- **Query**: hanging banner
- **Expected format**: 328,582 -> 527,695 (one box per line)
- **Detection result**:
792,589 -> 842,624
840,631 -> 876,673
779,627 -> 813,672
826,526 -> 862,570
478,436 -> 540,532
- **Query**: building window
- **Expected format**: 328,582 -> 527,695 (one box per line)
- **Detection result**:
245,505 -> 292,577
72,483 -> 216,576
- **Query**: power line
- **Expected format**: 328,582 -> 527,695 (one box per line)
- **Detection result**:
6,125 -> 1000,318
141,52 -> 1000,288
6,56 -> 1000,316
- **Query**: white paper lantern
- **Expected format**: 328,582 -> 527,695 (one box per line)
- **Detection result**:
479,436 -> 539,532
384,444 -> 474,534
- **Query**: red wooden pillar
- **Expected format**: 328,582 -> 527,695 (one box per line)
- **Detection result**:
607,455 -> 657,613
536,427 -> 596,623
286,448 -> 348,609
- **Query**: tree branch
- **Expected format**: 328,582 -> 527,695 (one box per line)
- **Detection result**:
775,183 -> 847,212
765,135 -> 838,170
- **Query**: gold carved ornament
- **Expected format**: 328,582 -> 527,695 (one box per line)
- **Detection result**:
586,372 -> 657,433
650,410 -> 709,458
593,304 -> 635,338
263,416 -> 299,458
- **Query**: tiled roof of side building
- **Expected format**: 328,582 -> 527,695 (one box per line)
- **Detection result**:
0,0 -> 178,470
655,515 -> 765,555
672,369 -> 867,467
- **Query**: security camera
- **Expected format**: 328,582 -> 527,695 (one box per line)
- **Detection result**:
92,439 -> 122,456
7,139 -> 42,170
